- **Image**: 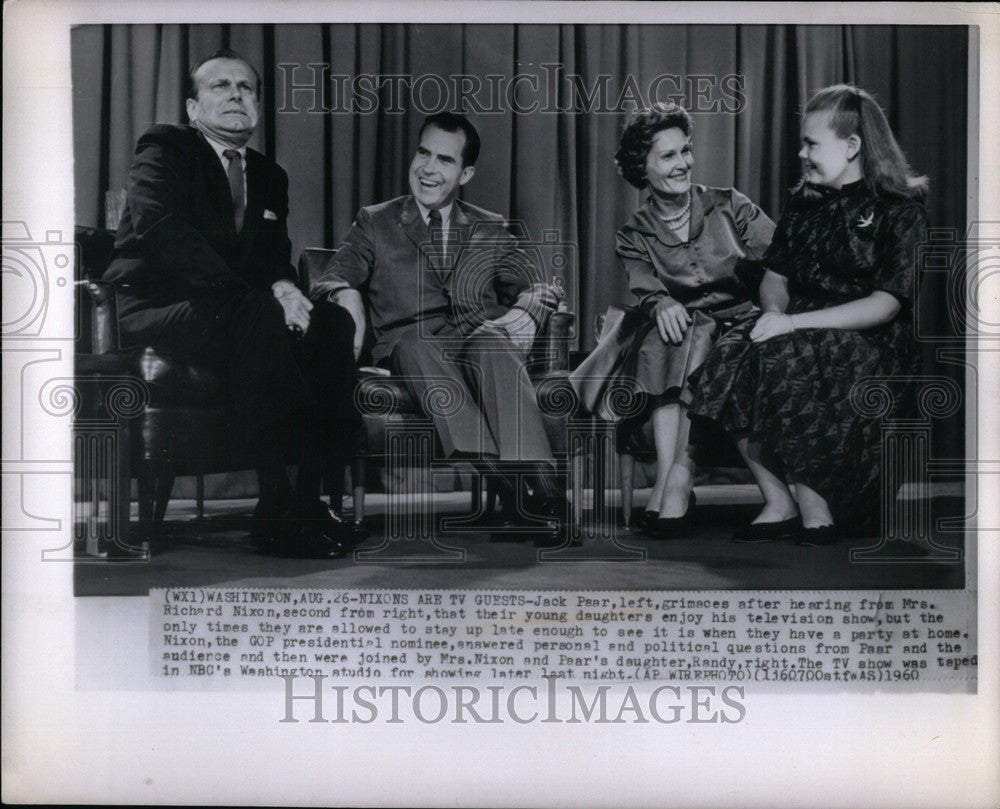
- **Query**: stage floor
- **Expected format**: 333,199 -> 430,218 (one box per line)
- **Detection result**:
73,485 -> 968,596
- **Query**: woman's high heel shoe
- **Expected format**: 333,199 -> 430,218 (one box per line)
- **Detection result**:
634,509 -> 660,535
655,491 -> 697,539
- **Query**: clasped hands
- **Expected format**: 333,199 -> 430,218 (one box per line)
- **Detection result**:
272,279 -> 312,333
479,281 -> 566,354
272,280 -> 364,361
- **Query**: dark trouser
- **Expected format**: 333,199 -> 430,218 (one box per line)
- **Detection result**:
383,328 -> 562,504
119,288 -> 358,503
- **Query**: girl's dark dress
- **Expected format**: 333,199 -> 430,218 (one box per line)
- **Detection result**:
688,179 -> 928,522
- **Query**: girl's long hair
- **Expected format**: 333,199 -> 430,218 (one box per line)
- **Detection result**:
804,84 -> 928,200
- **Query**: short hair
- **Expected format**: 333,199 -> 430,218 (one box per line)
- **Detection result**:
805,84 -> 927,199
615,102 -> 694,190
418,112 -> 481,167
187,49 -> 262,101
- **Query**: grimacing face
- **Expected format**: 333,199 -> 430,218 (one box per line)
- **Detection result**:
798,111 -> 861,189
408,125 -> 475,210
644,127 -> 694,196
186,58 -> 260,147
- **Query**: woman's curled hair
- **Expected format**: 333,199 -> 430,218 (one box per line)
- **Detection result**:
615,102 -> 694,190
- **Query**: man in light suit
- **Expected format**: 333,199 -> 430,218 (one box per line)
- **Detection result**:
104,49 -> 357,558
312,112 -> 566,541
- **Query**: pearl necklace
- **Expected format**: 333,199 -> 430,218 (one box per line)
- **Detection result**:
654,190 -> 692,224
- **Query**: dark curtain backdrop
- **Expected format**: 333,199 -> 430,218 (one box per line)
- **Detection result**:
71,23 -> 969,493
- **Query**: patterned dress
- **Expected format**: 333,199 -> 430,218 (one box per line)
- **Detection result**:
688,180 -> 928,523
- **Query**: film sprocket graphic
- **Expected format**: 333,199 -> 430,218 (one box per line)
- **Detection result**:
2,220 -> 77,339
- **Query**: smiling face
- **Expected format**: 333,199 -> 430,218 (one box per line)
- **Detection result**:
186,58 -> 260,147
409,125 -> 476,210
798,111 -> 862,189
644,127 -> 694,196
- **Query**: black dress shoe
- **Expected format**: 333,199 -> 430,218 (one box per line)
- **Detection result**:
731,515 -> 802,544
249,498 -> 289,555
796,524 -> 839,546
296,500 -> 362,545
278,522 -> 349,559
655,492 -> 697,540
530,498 -> 581,548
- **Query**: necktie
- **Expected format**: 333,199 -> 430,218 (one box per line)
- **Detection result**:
428,208 -> 448,266
223,149 -> 245,233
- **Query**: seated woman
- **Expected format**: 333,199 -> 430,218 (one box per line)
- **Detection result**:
688,84 -> 928,545
571,102 -> 774,537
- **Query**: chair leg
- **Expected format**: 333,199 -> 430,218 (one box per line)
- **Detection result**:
114,420 -> 132,550
137,467 -> 156,531
328,463 -> 346,516
195,474 -> 205,520
153,475 -> 174,522
619,453 -> 635,528
594,435 -> 607,527
470,473 -> 482,514
485,477 -> 499,517
351,456 -> 366,525
571,450 -> 584,530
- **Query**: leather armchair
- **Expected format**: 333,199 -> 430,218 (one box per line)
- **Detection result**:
74,227 -> 291,553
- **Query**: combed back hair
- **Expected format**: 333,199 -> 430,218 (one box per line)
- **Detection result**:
805,84 -> 927,200
615,102 -> 694,189
419,112 -> 482,167
188,49 -> 262,101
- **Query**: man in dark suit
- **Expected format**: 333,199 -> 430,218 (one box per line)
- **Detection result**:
104,49 -> 357,558
311,112 -> 567,543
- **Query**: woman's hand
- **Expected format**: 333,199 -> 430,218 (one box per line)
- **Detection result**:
749,312 -> 795,343
652,298 -> 692,344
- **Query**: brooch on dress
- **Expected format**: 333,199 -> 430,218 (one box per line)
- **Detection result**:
857,210 -> 874,229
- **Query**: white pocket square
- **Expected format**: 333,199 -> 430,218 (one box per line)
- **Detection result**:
263,209 -> 278,221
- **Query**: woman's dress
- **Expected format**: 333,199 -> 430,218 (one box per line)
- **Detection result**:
570,185 -> 774,424
688,179 -> 928,522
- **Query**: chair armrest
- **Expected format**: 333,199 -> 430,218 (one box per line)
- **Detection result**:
535,310 -> 575,372
297,247 -> 337,297
76,279 -> 121,354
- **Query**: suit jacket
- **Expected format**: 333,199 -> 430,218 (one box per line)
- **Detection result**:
104,124 -> 296,312
312,195 -> 540,362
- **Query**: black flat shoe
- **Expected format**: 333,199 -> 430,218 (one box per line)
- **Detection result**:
731,515 -> 802,544
796,525 -> 839,546
655,492 -> 697,540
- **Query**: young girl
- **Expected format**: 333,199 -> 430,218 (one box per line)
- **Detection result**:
688,84 -> 928,545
